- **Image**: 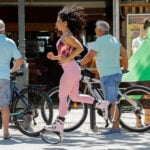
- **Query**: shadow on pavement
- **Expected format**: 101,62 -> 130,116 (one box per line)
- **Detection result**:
0,128 -> 150,150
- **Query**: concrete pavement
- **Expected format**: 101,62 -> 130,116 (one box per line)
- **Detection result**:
0,113 -> 150,150
1,126 -> 150,150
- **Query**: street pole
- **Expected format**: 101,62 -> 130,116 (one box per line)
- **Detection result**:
18,0 -> 25,59
113,0 -> 120,40
18,0 -> 29,88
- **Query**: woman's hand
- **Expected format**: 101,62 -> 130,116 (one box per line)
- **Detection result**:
47,52 -> 55,60
47,52 -> 63,62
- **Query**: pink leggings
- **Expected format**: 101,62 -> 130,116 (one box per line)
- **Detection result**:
58,60 -> 94,118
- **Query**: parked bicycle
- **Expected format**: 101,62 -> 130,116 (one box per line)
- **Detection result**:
0,71 -> 53,137
41,68 -> 150,144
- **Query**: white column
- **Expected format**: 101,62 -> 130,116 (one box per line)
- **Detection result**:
18,0 -> 29,87
113,0 -> 120,40
18,0 -> 25,58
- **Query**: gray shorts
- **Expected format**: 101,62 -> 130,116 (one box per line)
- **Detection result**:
0,79 -> 10,106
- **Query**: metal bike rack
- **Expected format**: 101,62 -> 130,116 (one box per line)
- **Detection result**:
89,105 -> 96,130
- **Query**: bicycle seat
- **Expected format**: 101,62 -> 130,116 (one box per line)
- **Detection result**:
81,69 -> 95,78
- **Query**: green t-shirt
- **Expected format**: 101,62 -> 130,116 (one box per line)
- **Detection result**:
122,27 -> 150,82
92,34 -> 121,77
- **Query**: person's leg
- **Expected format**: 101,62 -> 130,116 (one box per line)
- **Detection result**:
45,61 -> 80,133
58,70 -> 75,117
144,109 -> 150,125
109,101 -> 120,129
100,73 -> 122,134
144,95 -> 150,125
44,70 -> 72,134
135,95 -> 150,127
1,106 -> 10,134
69,78 -> 94,104
69,73 -> 110,121
0,79 -> 11,139
69,68 -> 110,113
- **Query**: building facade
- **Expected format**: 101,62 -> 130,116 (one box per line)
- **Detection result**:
0,0 -> 150,88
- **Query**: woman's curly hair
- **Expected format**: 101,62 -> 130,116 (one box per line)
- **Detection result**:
143,18 -> 150,30
58,6 -> 87,39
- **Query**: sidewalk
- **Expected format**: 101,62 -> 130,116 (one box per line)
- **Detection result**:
1,125 -> 150,150
0,112 -> 150,150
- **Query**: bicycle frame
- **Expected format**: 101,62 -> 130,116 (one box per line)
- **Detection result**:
2,72 -> 53,137
82,75 -> 104,101
80,69 -> 142,129
80,69 -> 107,129
9,75 -> 29,117
81,69 -> 141,112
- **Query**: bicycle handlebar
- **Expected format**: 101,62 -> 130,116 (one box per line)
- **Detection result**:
81,68 -> 129,79
122,69 -> 129,74
81,69 -> 95,78
10,71 -> 24,80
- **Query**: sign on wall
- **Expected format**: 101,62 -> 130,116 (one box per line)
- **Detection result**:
127,13 -> 150,58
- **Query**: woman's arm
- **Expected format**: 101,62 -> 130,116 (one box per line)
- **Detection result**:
47,52 -> 61,61
59,35 -> 84,64
80,49 -> 97,66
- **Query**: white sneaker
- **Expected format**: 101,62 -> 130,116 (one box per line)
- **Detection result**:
44,118 -> 64,135
96,100 -> 110,120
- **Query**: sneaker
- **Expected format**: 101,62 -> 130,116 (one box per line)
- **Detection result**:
44,118 -> 64,135
101,129 -> 121,135
3,133 -> 11,139
95,101 -> 110,120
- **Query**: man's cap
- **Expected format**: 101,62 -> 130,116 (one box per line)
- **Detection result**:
0,20 -> 5,32
96,20 -> 110,32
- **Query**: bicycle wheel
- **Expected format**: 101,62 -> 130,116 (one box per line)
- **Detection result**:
47,86 -> 88,132
12,88 -> 53,137
119,85 -> 150,132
